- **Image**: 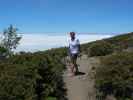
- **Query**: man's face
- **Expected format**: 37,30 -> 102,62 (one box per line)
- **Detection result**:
70,33 -> 75,39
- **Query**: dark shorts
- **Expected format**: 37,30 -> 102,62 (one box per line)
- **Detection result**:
70,53 -> 78,63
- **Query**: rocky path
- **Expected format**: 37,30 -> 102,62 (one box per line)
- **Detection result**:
63,55 -> 99,100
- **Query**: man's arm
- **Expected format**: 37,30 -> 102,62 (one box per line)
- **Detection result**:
68,45 -> 71,55
68,40 -> 71,56
78,44 -> 81,53
77,39 -> 81,53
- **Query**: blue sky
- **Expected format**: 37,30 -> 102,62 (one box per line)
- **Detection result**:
0,0 -> 133,34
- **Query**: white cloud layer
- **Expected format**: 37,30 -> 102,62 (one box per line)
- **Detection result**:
15,34 -> 112,52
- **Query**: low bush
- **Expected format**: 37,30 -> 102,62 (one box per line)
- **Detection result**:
0,63 -> 37,100
106,32 -> 133,49
46,97 -> 57,100
81,32 -> 133,56
96,52 -> 133,100
89,41 -> 114,57
0,46 -> 8,58
0,47 -> 67,100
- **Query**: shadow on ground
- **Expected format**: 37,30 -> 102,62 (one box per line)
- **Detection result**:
75,71 -> 86,76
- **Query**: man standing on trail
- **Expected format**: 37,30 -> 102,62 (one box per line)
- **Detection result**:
68,32 -> 80,76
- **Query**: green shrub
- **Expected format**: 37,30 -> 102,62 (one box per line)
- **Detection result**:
0,47 -> 67,100
89,41 -> 114,57
81,32 -> 133,55
105,32 -> 133,49
0,46 -> 8,54
96,52 -> 133,99
46,97 -> 57,100
0,46 -> 8,59
0,63 -> 37,100
0,46 -> 7,53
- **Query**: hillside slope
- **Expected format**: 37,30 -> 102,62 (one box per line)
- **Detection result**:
63,32 -> 133,100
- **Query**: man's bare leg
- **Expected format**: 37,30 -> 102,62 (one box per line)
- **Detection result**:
73,58 -> 79,74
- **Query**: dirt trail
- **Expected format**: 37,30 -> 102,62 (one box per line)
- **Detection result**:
63,55 -> 99,100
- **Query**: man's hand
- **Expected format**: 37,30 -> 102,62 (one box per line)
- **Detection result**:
78,53 -> 82,59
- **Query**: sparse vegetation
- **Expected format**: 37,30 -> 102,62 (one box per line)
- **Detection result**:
89,40 -> 114,57
95,52 -> 133,100
81,32 -> 133,56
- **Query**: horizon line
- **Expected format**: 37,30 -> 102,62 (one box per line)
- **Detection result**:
0,32 -> 132,35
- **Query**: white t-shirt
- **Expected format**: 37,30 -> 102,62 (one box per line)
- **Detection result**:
69,38 -> 80,54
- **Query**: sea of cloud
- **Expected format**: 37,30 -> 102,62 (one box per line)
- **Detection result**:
15,33 -> 112,52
